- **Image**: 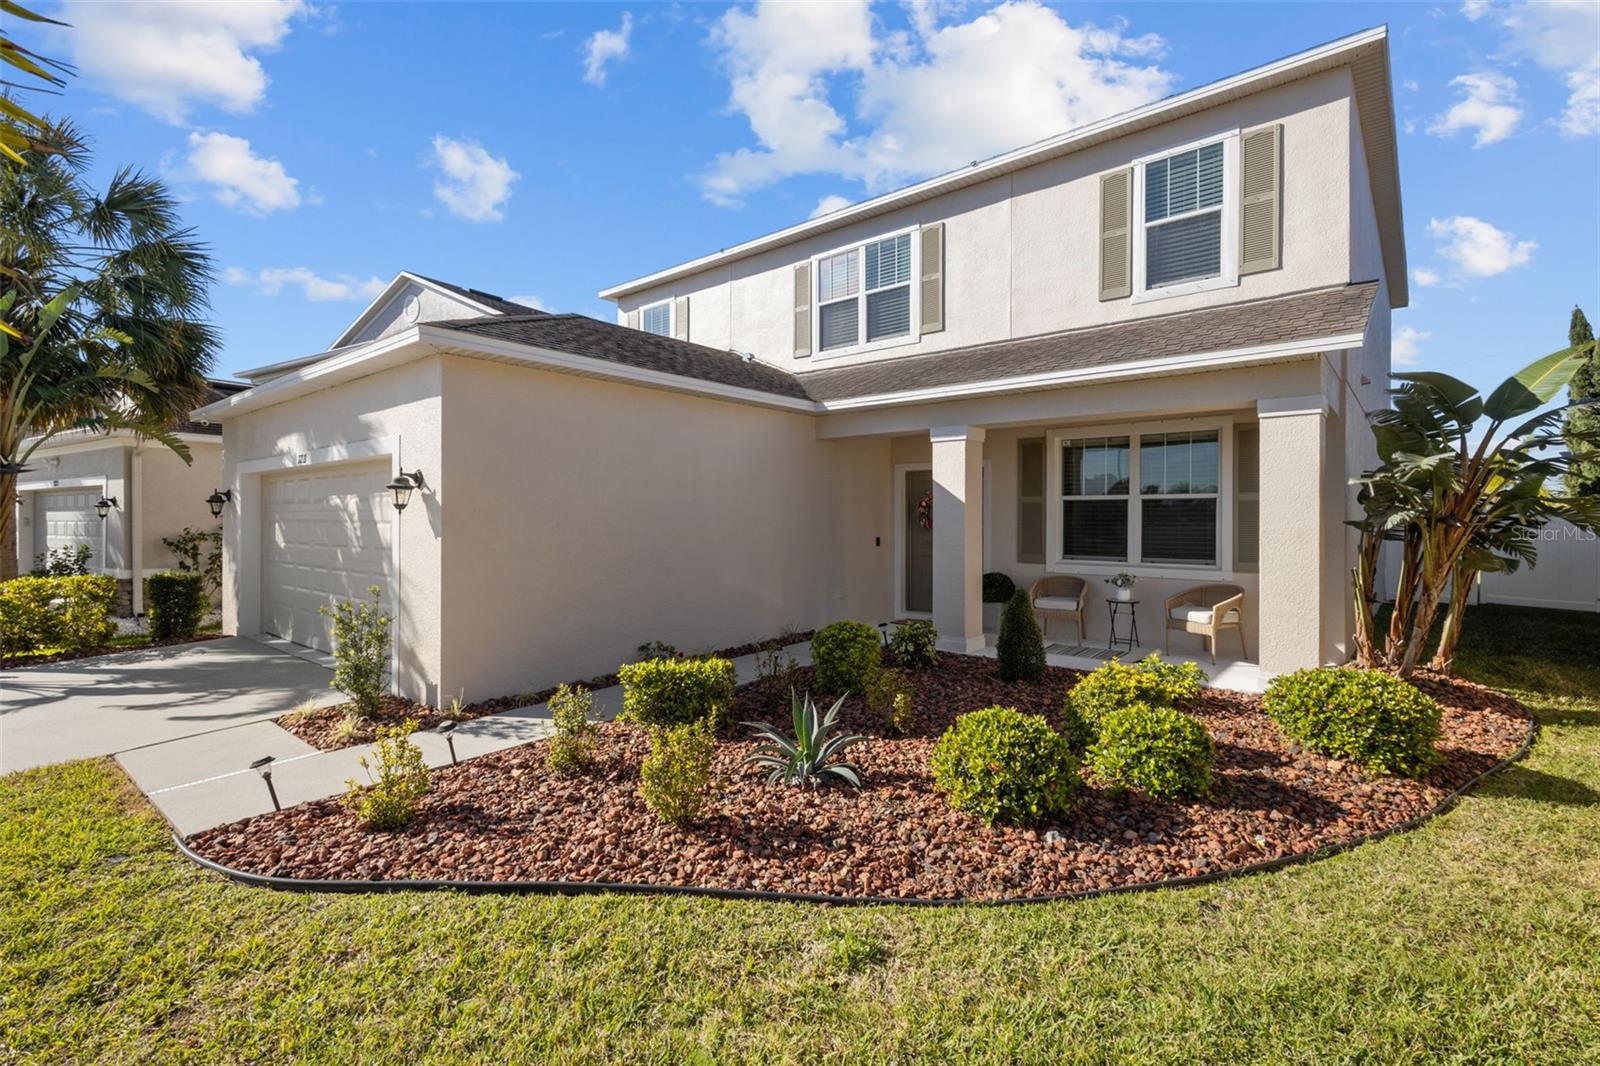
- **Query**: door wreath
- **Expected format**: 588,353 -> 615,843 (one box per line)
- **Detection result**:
916,488 -> 933,531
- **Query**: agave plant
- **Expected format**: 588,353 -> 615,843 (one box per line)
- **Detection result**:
742,690 -> 865,788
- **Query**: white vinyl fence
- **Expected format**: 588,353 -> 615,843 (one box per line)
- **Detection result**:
1376,519 -> 1600,613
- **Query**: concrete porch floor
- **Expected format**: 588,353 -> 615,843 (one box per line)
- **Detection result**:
974,621 -> 1265,693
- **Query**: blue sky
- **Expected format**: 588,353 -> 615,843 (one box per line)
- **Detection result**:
19,1 -> 1600,383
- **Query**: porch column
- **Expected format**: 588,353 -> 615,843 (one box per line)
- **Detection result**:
1256,395 -> 1328,673
930,425 -> 985,653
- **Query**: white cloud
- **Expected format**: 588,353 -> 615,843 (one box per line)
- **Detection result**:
186,131 -> 300,213
1412,266 -> 1442,287
1427,71 -> 1522,145
699,0 -> 1174,206
224,267 -> 386,302
1426,215 -> 1536,278
1460,0 -> 1491,21
61,0 -> 306,123
1401,78 -> 1420,92
809,194 -> 853,218
1393,325 -> 1431,366
1493,0 -> 1600,137
428,135 -> 520,222
507,293 -> 550,311
583,12 -> 633,86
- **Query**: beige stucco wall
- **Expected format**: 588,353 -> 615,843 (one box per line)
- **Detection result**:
618,68 -> 1361,375
137,441 -> 224,572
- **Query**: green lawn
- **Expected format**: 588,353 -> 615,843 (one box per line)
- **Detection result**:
2,605 -> 1597,1063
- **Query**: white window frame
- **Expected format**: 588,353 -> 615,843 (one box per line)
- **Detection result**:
1131,130 -> 1240,304
810,225 -> 921,360
639,299 -> 673,337
1046,415 -> 1234,579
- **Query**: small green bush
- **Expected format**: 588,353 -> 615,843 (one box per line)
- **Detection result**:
1058,699 -> 1095,759
546,683 -> 598,775
995,589 -> 1046,683
31,543 -> 92,577
1263,667 -> 1442,776
811,620 -> 882,694
1088,703 -> 1214,798
344,718 -> 429,830
1067,655 -> 1206,728
161,527 -> 223,597
981,572 -> 1016,604
931,705 -> 1078,825
639,720 -> 715,827
889,619 -> 939,669
320,585 -> 393,720
619,655 -> 737,729
0,574 -> 117,655
145,570 -> 206,639
864,666 -> 914,732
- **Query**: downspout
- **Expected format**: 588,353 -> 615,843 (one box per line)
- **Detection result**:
131,444 -> 144,615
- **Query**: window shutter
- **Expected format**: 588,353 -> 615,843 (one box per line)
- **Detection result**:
673,296 -> 690,341
1098,169 -> 1132,301
919,222 -> 944,334
625,308 -> 640,330
1239,123 -> 1281,275
1017,437 -> 1045,564
793,262 -> 812,357
1234,425 -> 1260,570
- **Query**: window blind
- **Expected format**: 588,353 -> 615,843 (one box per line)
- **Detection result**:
641,303 -> 671,337
819,301 -> 859,351
1147,212 -> 1222,288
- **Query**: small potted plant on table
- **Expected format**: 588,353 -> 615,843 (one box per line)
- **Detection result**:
1106,571 -> 1138,602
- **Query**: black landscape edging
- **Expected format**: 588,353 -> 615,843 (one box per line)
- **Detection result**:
173,715 -> 1537,908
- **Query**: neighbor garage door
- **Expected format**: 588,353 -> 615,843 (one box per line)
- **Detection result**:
34,488 -> 104,571
261,461 -> 394,653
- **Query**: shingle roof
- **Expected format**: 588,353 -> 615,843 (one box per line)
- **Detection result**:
796,282 -> 1378,403
411,274 -> 545,317
179,378 -> 250,434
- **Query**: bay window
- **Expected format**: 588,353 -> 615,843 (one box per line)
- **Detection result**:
814,230 -> 917,354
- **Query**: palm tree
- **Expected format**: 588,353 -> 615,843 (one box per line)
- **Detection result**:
1,119 -> 218,579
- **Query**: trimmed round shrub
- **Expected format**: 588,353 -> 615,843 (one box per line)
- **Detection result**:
1088,703 -> 1214,799
889,619 -> 938,669
619,656 -> 737,729
981,571 -> 1016,604
931,705 -> 1078,825
1067,655 -> 1206,728
811,621 -> 882,694
1263,667 -> 1442,776
145,570 -> 206,639
1,574 -> 117,655
996,589 -> 1046,683
1058,699 -> 1095,759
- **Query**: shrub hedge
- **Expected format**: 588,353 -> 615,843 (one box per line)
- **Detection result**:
0,574 -> 117,656
619,655 -> 737,729
1263,667 -> 1442,776
145,571 -> 206,640
1088,703 -> 1214,798
931,705 -> 1078,825
1067,655 -> 1206,728
889,619 -> 938,669
810,621 -> 882,694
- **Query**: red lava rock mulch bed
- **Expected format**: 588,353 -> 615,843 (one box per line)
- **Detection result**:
2,632 -> 225,669
192,655 -> 1531,901
278,630 -> 817,752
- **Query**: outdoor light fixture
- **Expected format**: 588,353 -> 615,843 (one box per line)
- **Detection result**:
387,469 -> 426,512
437,719 -> 458,765
249,755 -> 282,811
95,495 -> 118,519
206,488 -> 233,519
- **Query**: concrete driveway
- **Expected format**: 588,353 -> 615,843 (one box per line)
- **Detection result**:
0,637 -> 339,774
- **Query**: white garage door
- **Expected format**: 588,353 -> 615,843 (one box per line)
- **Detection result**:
261,461 -> 394,653
35,489 -> 104,571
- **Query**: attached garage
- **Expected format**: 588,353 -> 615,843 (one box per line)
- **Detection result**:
34,488 -> 104,570
260,461 -> 394,653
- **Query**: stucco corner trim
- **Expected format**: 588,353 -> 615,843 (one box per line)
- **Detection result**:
1257,393 -> 1331,419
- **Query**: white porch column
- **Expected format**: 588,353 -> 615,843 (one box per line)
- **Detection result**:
1256,395 -> 1329,673
930,425 -> 985,653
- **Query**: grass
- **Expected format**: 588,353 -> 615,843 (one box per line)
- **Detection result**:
2,604 -> 1597,1063
1,622 -> 223,667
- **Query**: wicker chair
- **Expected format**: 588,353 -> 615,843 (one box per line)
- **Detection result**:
1164,584 -> 1247,664
1029,575 -> 1087,644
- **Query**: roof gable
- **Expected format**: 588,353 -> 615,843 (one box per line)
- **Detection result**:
331,272 -> 541,349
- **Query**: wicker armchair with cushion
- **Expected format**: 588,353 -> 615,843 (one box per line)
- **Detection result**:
1164,584 -> 1247,664
1029,575 -> 1087,643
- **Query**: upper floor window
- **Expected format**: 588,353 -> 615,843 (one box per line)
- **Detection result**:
640,301 -> 672,337
814,230 -> 917,355
1133,133 -> 1239,302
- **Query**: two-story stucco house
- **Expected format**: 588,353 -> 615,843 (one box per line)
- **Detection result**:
195,27 -> 1404,705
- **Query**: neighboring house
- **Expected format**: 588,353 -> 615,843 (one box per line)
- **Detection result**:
12,379 -> 247,615
195,27 -> 1403,704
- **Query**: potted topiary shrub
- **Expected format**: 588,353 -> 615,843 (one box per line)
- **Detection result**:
981,572 -> 1016,632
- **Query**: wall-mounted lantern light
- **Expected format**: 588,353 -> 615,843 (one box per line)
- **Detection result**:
387,470 -> 426,512
206,488 -> 233,519
95,495 -> 118,519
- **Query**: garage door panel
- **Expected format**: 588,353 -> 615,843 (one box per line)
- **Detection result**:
261,462 -> 393,654
35,489 -> 104,571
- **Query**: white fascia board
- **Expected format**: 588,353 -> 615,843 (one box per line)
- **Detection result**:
192,330 -> 427,421
21,429 -> 222,455
598,26 -> 1389,301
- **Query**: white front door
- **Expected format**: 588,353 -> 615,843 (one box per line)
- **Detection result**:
260,461 -> 394,652
34,489 -> 103,572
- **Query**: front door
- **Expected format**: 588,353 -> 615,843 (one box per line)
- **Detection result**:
903,468 -> 933,615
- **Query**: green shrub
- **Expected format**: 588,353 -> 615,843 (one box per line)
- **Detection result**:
161,527 -> 222,597
755,639 -> 802,690
889,619 -> 939,669
995,589 -> 1046,683
319,585 -> 392,720
1263,667 -> 1442,776
145,570 -> 206,639
1067,655 -> 1206,728
810,621 -> 882,694
0,574 -> 116,655
1058,699 -> 1095,758
1088,703 -> 1214,798
546,683 -> 598,775
639,720 -> 715,827
343,718 -> 429,830
982,571 -> 1016,604
619,655 -> 737,729
931,705 -> 1078,825
31,543 -> 92,577
864,666 -> 914,732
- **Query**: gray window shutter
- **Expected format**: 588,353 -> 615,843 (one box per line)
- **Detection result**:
625,308 -> 640,330
1098,169 -> 1132,301
793,262 -> 812,357
673,296 -> 690,341
1234,425 -> 1260,570
919,222 -> 944,334
1017,437 -> 1045,564
1239,123 -> 1281,275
